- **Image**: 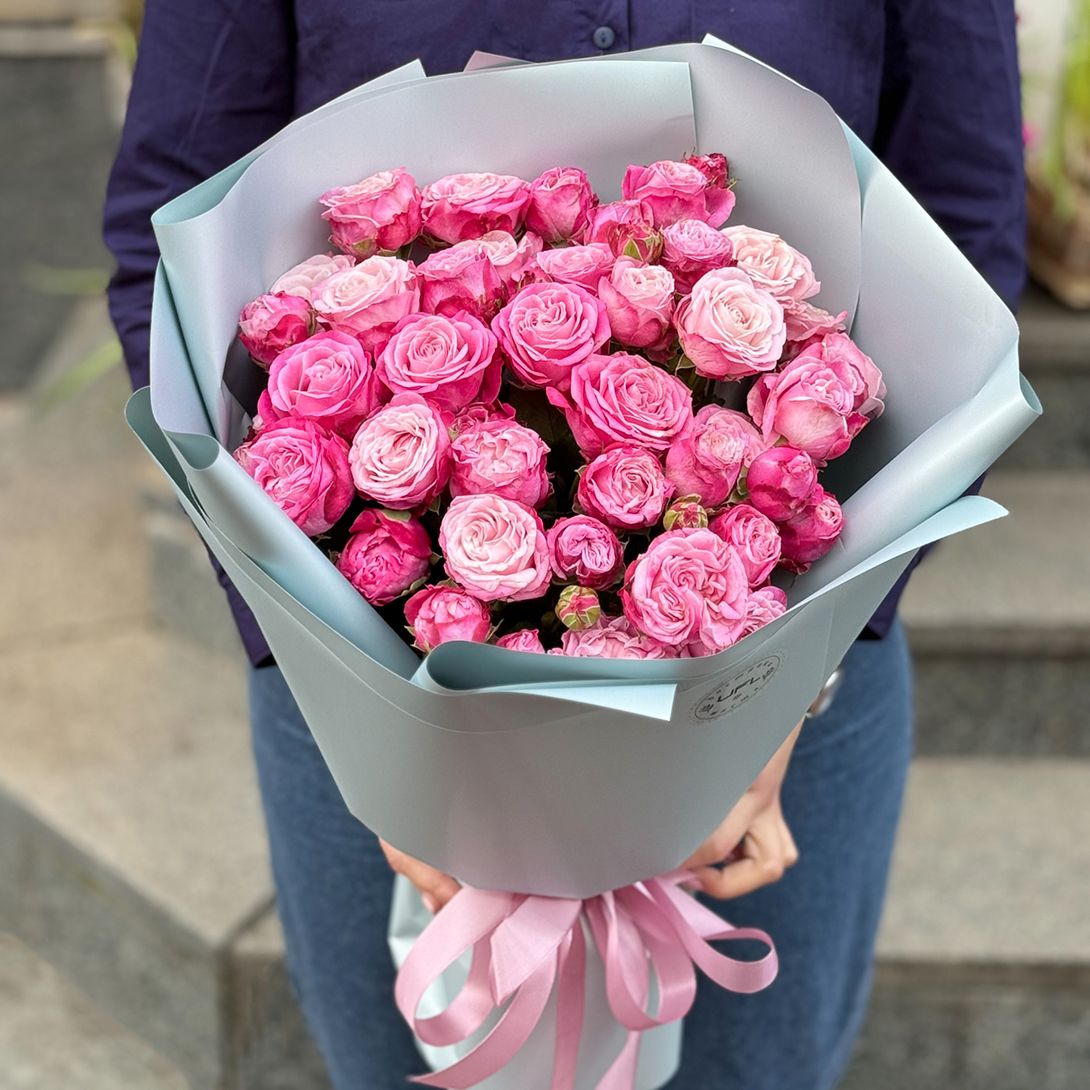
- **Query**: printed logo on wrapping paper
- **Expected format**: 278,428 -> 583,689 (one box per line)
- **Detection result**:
691,654 -> 783,723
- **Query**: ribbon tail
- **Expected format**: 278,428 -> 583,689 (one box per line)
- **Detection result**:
551,922 -> 587,1090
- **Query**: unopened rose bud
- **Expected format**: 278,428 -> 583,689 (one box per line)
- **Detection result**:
663,495 -> 709,531
557,585 -> 601,631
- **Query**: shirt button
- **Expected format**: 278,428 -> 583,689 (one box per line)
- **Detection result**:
592,25 -> 616,50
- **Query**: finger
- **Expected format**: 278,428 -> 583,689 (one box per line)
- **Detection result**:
380,842 -> 461,910
698,818 -> 790,900
682,796 -> 758,870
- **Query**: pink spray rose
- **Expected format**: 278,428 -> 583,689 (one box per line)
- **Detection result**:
577,445 -> 672,531
665,405 -> 764,508
548,352 -> 693,457
524,166 -> 597,244
740,585 -> 788,637
721,227 -> 819,305
238,293 -> 315,367
377,311 -> 500,412
495,629 -> 546,653
336,509 -> 432,606
584,199 -> 663,263
311,256 -> 419,353
783,300 -> 847,346
262,331 -> 381,437
417,242 -> 507,323
492,282 -> 610,388
319,168 -> 422,258
449,418 -> 551,508
348,393 -> 451,509
557,615 -> 676,660
449,400 -> 516,438
420,172 -> 533,244
234,416 -> 353,536
743,446 -> 817,522
621,159 -> 734,229
674,267 -> 786,380
792,332 -> 886,419
684,152 -> 736,225
621,528 -> 750,654
532,243 -> 616,292
546,515 -> 625,589
597,257 -> 676,350
439,494 -> 552,602
474,230 -> 543,287
270,253 -> 354,301
779,487 -> 844,571
405,584 -> 491,652
709,504 -> 783,586
660,219 -> 735,294
557,585 -> 602,630
663,496 -> 709,531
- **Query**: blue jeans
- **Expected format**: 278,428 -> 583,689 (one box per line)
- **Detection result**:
249,621 -> 912,1090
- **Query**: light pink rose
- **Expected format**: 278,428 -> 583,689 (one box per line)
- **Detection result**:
319,168 -> 422,258
450,419 -> 551,508
597,257 -> 676,350
621,159 -> 734,228
475,230 -> 543,286
557,585 -> 602,630
336,509 -> 432,606
709,504 -> 783,586
449,400 -> 516,438
547,352 -> 693,458
792,332 -> 886,419
263,331 -> 381,437
577,445 -> 672,531
660,219 -> 735,294
779,487 -> 844,572
684,152 -> 736,226
557,615 -> 676,659
270,254 -> 354,301
492,282 -> 610,388
405,584 -> 491,652
524,166 -> 597,244
743,446 -> 817,522
546,515 -> 625,589
674,267 -> 786,380
421,172 -> 532,244
234,416 -> 353,536
416,243 -> 506,323
312,256 -> 419,353
348,393 -> 451,509
439,494 -> 551,602
665,405 -> 764,508
532,243 -> 616,292
783,300 -> 847,346
376,311 -> 499,412
238,293 -> 315,367
740,585 -> 788,637
584,199 -> 663,262
621,528 -> 749,654
495,629 -> 546,653
721,227 -> 819,304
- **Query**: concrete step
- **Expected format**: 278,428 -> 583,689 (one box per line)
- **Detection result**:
901,468 -> 1090,756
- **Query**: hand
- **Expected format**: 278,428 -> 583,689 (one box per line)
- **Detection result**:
379,839 -> 461,913
682,719 -> 803,900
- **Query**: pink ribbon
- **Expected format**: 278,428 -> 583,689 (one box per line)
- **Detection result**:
395,870 -> 777,1090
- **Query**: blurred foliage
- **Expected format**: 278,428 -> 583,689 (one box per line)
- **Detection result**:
1042,0 -> 1090,218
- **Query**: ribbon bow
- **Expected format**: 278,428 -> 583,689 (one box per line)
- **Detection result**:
395,870 -> 777,1090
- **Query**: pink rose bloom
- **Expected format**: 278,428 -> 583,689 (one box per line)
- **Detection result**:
621,528 -> 749,654
721,227 -> 819,305
548,352 -> 693,458
792,332 -> 886,419
665,405 -> 764,508
546,515 -> 625,589
417,243 -> 506,323
709,504 -> 782,586
597,257 -> 676,350
405,585 -> 491,652
238,292 -> 315,368
779,487 -> 844,572
449,400 -> 516,438
557,615 -> 676,660
377,311 -> 500,412
663,496 -> 709,531
312,256 -> 419,353
577,445 -> 672,531
495,629 -> 546,653
270,253 -> 355,301
740,585 -> 788,638
674,267 -> 786,380
348,393 -> 451,509
783,300 -> 847,346
234,416 -> 353,536
684,152 -> 736,225
524,166 -> 597,244
319,168 -> 422,258
439,494 -> 551,602
336,509 -> 432,606
532,243 -> 616,292
263,331 -> 381,438
450,419 -> 551,508
744,446 -> 817,522
475,230 -> 543,287
622,159 -> 734,229
660,219 -> 735,294
492,282 -> 610,388
585,199 -> 663,263
421,172 -> 533,244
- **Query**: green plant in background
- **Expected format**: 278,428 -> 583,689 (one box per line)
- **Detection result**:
1042,0 -> 1090,219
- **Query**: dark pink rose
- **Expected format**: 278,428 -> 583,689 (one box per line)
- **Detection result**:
546,515 -> 625,589
622,159 -> 734,229
577,445 -> 672,531
709,504 -> 782,586
557,615 -> 677,659
660,219 -> 735,295
684,152 -> 736,226
495,629 -> 546,653
597,257 -> 675,350
405,584 -> 491,652
336,509 -> 432,606
585,199 -> 663,263
417,242 -> 507,323
450,419 -> 551,508
319,168 -> 422,258
665,405 -> 764,508
721,227 -> 819,305
779,487 -> 844,572
234,416 -> 353,536
270,254 -> 354,301
532,243 -> 616,292
421,172 -> 532,244
743,446 -> 817,522
524,166 -> 598,244
740,585 -> 788,638
239,292 -> 315,367
311,256 -> 419,353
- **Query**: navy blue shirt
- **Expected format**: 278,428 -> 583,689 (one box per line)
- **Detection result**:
105,1 -> 1026,666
